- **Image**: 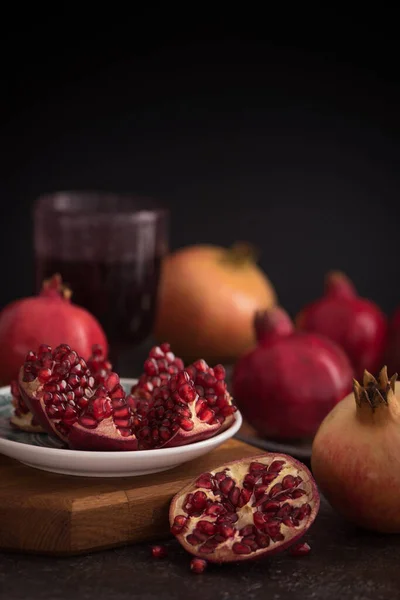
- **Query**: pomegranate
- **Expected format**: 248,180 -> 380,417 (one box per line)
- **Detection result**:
232,308 -> 354,441
311,366 -> 400,533
132,366 -> 236,450
154,243 -> 277,364
169,453 -> 320,563
151,545 -> 167,558
17,343 -> 236,451
126,344 -> 236,449
190,558 -> 208,573
385,307 -> 400,375
10,344 -> 113,433
296,271 -> 387,380
0,274 -> 108,385
18,343 -> 139,451
290,542 -> 311,557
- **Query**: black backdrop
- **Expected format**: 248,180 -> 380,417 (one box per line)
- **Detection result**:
2,28 -> 399,318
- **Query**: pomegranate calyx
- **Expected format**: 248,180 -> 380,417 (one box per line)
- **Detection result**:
254,307 -> 294,344
324,271 -> 356,299
224,242 -> 259,267
41,273 -> 72,301
353,366 -> 397,410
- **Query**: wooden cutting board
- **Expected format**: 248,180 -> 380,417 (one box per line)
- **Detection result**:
0,439 -> 261,556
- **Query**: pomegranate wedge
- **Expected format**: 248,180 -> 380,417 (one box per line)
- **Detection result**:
18,344 -> 138,450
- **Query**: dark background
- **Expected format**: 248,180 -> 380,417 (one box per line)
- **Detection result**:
1,22 -> 399,318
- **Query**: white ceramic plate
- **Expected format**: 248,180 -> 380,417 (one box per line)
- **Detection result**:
0,378 -> 242,477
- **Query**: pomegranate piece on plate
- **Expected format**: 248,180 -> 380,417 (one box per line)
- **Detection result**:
170,453 -> 319,563
18,344 -> 138,451
134,368 -> 236,450
10,344 -> 112,434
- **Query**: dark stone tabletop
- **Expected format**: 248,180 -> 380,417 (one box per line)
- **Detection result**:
1,496 -> 399,600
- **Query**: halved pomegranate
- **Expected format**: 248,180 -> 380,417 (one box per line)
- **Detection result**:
18,344 -> 138,451
133,368 -> 236,449
169,454 -> 319,563
10,344 -> 113,434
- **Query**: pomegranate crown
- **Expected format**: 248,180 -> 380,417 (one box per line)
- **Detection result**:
353,366 -> 397,410
41,274 -> 72,301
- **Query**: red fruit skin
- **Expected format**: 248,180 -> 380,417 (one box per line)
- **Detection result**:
297,273 -> 387,381
0,295 -> 108,385
386,307 -> 400,375
232,309 -> 354,440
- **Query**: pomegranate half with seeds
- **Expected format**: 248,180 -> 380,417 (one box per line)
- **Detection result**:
169,454 -> 319,563
18,344 -> 139,451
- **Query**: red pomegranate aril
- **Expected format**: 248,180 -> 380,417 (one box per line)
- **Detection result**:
290,542 -> 311,557
190,557 -> 207,574
170,453 -> 319,563
151,545 -> 168,559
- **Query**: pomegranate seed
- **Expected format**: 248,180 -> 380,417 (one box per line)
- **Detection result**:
150,545 -> 167,558
219,477 -> 234,496
282,475 -> 296,490
190,558 -> 207,574
229,486 -> 240,506
290,542 -> 311,557
268,460 -> 285,473
219,523 -> 235,538
232,542 -> 252,555
198,408 -> 214,423
197,520 -> 217,536
195,473 -> 213,489
79,415 -> 98,429
192,491 -> 207,511
180,418 -> 194,431
292,489 -> 305,499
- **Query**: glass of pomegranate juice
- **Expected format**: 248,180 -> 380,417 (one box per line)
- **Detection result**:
34,191 -> 168,374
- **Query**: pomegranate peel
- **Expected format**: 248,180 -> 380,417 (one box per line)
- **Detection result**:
297,271 -> 387,380
154,242 -> 277,364
312,366 -> 400,533
169,453 -> 320,563
232,307 -> 354,441
0,273 -> 108,385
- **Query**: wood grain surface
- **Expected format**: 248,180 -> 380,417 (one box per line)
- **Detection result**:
0,439 -> 262,556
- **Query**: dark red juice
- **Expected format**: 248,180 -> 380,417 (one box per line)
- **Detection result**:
36,257 -> 161,348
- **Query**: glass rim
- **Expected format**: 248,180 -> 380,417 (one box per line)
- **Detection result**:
34,191 -> 169,220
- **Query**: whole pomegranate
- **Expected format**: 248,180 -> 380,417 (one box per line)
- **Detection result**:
296,271 -> 387,380
0,274 -> 108,384
312,366 -> 400,533
169,453 -> 320,563
232,307 -> 354,440
154,243 -> 276,364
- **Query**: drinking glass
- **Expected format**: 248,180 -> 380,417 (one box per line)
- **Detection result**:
34,191 -> 169,374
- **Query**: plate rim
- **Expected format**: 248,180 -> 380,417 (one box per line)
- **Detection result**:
0,379 -> 243,457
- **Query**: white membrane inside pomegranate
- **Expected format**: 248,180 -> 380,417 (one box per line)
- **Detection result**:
170,454 -> 319,563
